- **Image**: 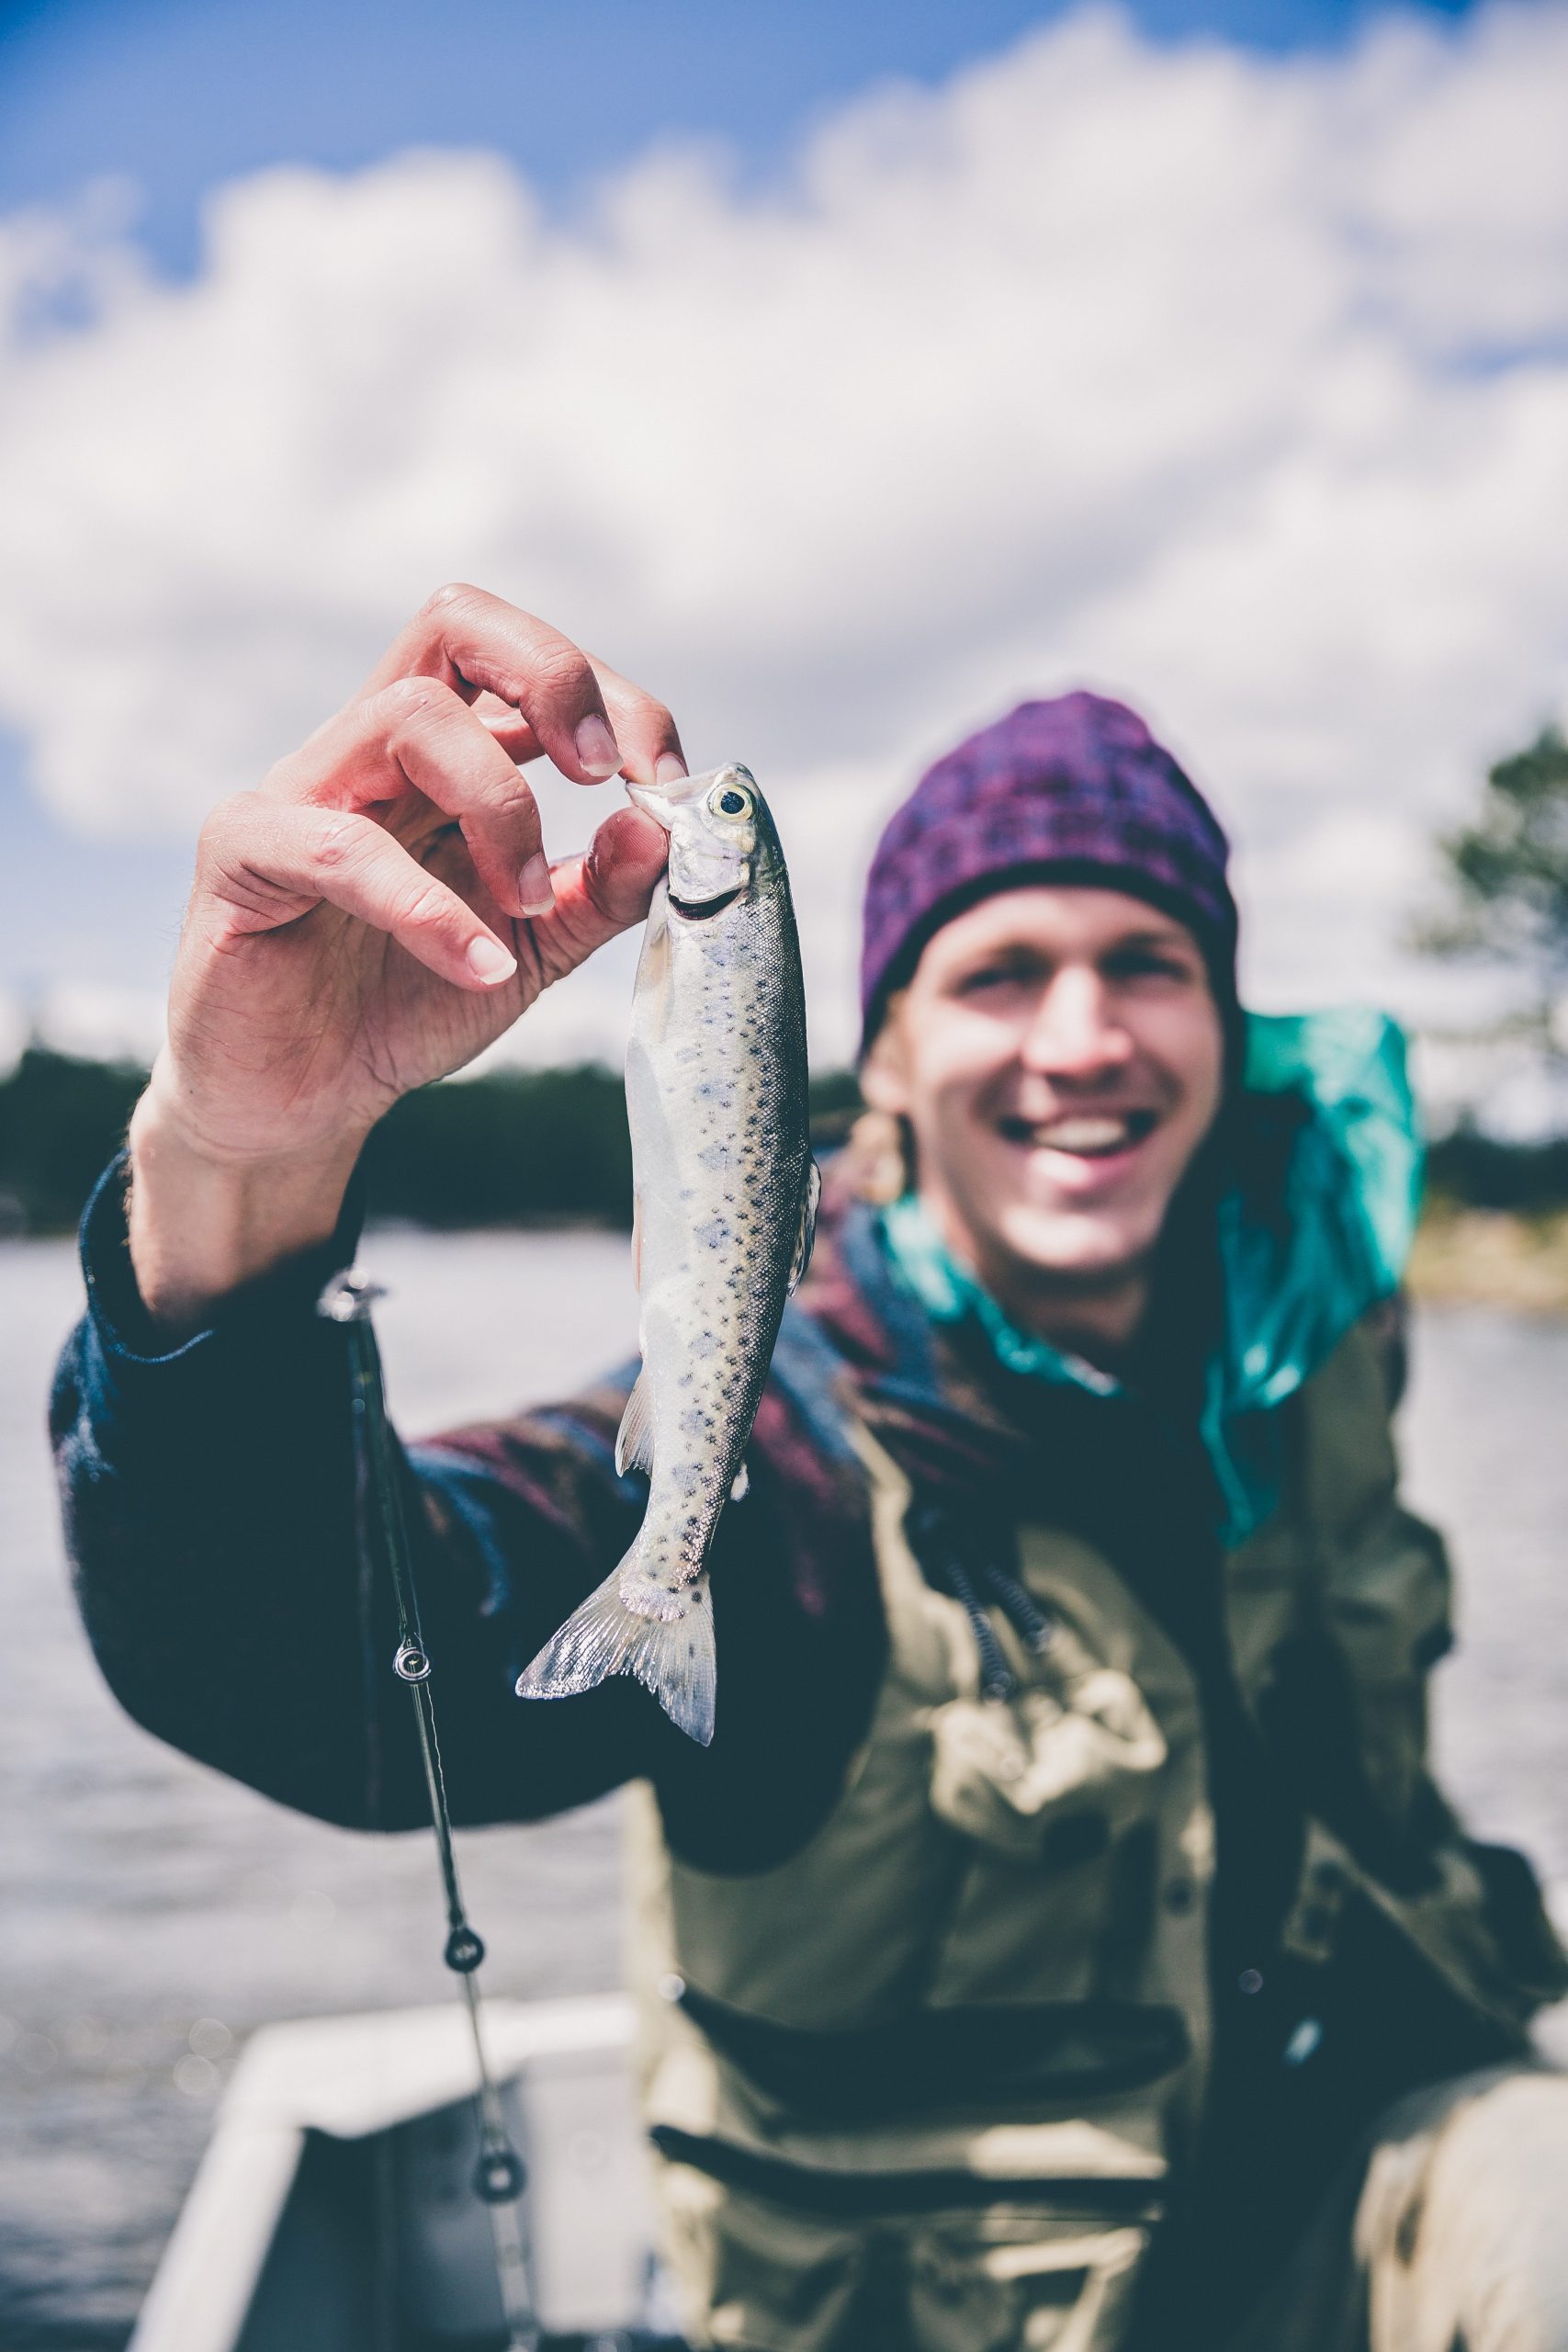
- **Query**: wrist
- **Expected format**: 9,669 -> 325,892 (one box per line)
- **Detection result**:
128,1074 -> 367,1335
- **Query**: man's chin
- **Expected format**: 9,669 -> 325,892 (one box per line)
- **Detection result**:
990,1209 -> 1157,1296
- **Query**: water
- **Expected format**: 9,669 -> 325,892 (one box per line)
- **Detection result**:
3,1232 -> 1567,2346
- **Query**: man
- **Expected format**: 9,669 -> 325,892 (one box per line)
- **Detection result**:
54,587 -> 1568,2350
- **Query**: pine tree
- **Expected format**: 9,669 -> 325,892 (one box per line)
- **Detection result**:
1421,725 -> 1568,1066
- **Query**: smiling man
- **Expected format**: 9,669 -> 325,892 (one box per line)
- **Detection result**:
52,606 -> 1568,2351
860,884 -> 1226,1352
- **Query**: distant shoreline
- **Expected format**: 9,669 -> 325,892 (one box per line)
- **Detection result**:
378,1205 -> 1568,1317
14,1206 -> 1568,1319
7,1046 -> 1568,1312
1409,1208 -> 1568,1315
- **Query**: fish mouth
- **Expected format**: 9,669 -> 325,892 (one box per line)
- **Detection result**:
627,764 -> 750,826
626,778 -> 679,829
669,884 -> 744,921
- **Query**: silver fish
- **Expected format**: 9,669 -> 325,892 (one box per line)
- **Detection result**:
515,763 -> 818,1746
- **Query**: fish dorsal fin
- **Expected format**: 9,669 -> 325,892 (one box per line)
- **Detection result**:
786,1159 -> 822,1297
730,1459 -> 750,1502
615,1368 -> 656,1479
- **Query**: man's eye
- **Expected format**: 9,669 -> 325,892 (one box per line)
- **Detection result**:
953,964 -> 1027,995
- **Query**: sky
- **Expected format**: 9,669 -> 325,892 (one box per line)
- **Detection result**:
1,0 -> 1565,1115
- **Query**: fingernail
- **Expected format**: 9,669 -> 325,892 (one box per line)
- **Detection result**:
519,853 -> 555,916
655,752 -> 688,784
467,934 -> 517,986
574,713 -> 621,778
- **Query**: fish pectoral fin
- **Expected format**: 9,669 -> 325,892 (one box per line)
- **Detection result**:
730,1459 -> 750,1502
785,1159 -> 822,1297
615,1368 -> 657,1479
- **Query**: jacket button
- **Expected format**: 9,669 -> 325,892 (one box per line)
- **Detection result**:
1238,1968 -> 1264,1995
1163,1880 -> 1197,1914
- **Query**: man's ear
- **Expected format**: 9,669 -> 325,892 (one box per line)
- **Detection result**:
858,994 -> 911,1115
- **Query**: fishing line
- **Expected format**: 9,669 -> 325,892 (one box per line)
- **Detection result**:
321,1271 -> 538,2352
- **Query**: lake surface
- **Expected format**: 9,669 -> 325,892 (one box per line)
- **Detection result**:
3,1231 -> 1567,2346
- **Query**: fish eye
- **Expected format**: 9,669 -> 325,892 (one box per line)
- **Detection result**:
708,782 -> 753,820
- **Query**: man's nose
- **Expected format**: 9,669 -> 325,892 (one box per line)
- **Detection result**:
1020,969 -> 1134,1078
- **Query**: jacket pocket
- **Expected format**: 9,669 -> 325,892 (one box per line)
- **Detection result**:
928,1670 -> 1167,1861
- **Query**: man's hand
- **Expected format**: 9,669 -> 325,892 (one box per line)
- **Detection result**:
128,586 -> 682,1329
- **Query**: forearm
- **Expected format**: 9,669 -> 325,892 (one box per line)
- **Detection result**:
56,1158 -> 647,1830
56,1154 -> 412,1824
56,1156 -> 886,1856
127,1070 -> 365,1338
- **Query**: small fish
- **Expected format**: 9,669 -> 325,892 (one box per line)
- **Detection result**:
516,764 -> 817,1745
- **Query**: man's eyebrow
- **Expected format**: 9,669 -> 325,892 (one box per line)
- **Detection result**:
949,922 -> 1198,963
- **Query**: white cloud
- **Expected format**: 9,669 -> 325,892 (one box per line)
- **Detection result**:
25,982 -> 168,1068
1,3 -> 1566,1070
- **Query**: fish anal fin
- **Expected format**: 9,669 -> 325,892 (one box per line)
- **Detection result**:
615,1368 -> 656,1479
516,1563 -> 716,1746
786,1159 -> 822,1297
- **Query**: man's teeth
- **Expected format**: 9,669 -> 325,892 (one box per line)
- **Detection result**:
1019,1115 -> 1144,1155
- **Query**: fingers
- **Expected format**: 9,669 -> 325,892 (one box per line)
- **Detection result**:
525,806 -> 670,986
197,795 -> 520,994
255,586 -> 685,974
478,653 -> 686,789
359,583 -> 636,786
269,677 -> 556,919
595,659 -> 685,785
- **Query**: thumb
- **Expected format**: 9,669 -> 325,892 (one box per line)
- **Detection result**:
527,804 -> 668,981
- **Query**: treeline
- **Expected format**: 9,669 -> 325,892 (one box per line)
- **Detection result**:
1424,1127 -> 1568,1215
3,1045 -> 1565,1240
0,1047 -> 865,1238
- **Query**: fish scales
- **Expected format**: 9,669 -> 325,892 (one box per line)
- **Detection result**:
633,862 -> 807,1592
517,764 -> 816,1745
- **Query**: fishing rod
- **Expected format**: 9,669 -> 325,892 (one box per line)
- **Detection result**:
319,1270 -> 538,2352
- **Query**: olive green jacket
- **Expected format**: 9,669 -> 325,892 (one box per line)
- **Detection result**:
626,1012 -> 1566,2347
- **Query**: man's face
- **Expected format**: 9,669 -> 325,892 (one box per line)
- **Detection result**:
863,887 -> 1226,1323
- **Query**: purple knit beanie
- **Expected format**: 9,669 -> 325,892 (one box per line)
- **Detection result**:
860,692 -> 1238,1052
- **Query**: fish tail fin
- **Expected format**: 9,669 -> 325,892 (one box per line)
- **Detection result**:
515,1562 -> 716,1747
